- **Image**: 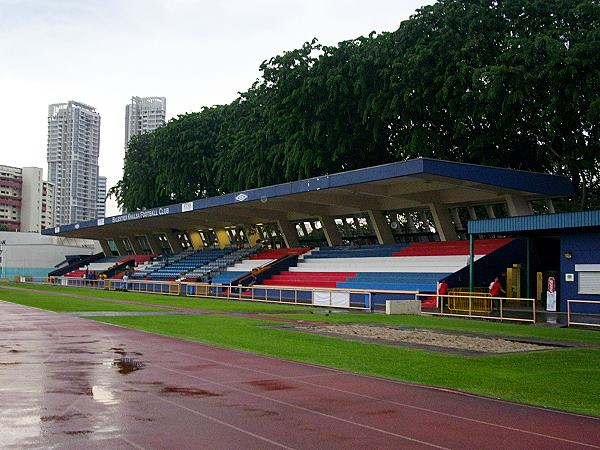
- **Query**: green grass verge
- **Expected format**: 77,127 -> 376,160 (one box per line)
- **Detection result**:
0,288 -> 163,313
91,314 -> 600,417
0,282 -> 314,313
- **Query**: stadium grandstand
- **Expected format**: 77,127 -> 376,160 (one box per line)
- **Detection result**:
43,157 -> 590,312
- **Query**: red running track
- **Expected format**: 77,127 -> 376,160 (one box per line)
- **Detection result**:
1,301 -> 599,449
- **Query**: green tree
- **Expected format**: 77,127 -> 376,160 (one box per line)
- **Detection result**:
113,0 -> 600,211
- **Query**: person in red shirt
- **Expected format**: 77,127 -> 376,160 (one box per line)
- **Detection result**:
489,276 -> 505,312
437,280 -> 449,309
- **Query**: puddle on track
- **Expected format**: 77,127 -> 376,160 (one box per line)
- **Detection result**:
161,386 -> 222,397
113,357 -> 145,374
247,379 -> 295,391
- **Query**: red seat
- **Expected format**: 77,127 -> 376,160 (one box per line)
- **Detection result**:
393,238 -> 513,256
262,270 -> 354,288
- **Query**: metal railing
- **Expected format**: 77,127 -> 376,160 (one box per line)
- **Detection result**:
567,300 -> 600,328
418,292 -> 536,323
39,276 -> 423,311
194,283 -> 384,310
7,276 -> 539,320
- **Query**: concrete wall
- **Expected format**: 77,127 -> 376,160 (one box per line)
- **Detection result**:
0,231 -> 100,278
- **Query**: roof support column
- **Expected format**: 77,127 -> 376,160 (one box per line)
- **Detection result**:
367,210 -> 395,245
243,225 -> 260,247
319,216 -> 342,247
276,220 -> 300,248
98,239 -> 112,257
215,228 -> 231,249
467,206 -> 478,220
186,229 -> 204,250
546,199 -> 556,213
128,235 -> 144,255
406,213 -> 418,233
113,238 -> 128,256
485,205 -> 496,219
165,231 -> 183,254
505,195 -> 533,217
450,208 -> 464,232
428,203 -> 458,242
146,234 -> 163,255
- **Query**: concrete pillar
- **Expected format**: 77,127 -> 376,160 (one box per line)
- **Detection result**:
428,203 -> 458,242
450,208 -> 464,231
485,205 -> 496,219
215,228 -> 231,249
276,220 -> 300,248
405,213 -> 418,233
113,238 -> 127,257
146,234 -> 163,255
418,211 -> 431,229
505,195 -> 533,217
318,216 -> 342,247
187,229 -> 204,250
165,231 -> 183,254
98,239 -> 112,257
367,210 -> 395,245
467,206 -> 478,220
546,199 -> 556,214
129,235 -> 144,255
243,226 -> 260,247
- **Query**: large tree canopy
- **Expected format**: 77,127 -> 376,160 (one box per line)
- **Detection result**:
111,0 -> 600,212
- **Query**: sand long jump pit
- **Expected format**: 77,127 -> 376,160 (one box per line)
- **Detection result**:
291,324 -> 572,355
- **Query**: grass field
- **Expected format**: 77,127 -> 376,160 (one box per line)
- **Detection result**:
2,282 -> 600,416
0,282 -> 314,313
0,288 -> 163,313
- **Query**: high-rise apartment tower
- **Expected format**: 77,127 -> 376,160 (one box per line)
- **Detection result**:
97,175 -> 107,219
124,96 -> 166,147
47,101 -> 100,225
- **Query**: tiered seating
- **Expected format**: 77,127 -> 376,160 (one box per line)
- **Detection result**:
65,257 -> 120,277
262,239 -> 513,292
304,244 -> 406,259
184,247 -> 257,279
149,249 -> 231,280
264,271 -> 354,288
211,256 -> 275,285
119,254 -> 155,265
249,247 -> 311,260
209,248 -> 310,285
393,238 -> 513,256
132,250 -> 194,279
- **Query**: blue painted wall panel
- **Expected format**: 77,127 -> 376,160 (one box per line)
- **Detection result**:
560,231 -> 600,313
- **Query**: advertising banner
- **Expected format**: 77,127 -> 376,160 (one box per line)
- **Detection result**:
546,276 -> 557,312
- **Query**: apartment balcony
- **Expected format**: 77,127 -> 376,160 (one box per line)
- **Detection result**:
0,196 -> 22,208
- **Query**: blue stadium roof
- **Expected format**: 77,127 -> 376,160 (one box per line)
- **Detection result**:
44,158 -> 573,239
469,210 -> 600,235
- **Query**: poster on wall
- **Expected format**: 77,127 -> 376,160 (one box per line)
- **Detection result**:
546,276 -> 557,312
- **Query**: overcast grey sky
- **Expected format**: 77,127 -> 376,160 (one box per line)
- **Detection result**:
0,0 -> 434,216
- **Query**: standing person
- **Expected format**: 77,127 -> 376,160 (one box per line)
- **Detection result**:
438,280 -> 448,308
122,272 -> 129,292
489,276 -> 506,312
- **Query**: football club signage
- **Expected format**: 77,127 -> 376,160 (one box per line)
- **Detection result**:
111,206 -> 171,224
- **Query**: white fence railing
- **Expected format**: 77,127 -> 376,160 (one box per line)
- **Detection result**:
3,276 -> 538,320
567,299 -> 600,328
41,276 -> 423,311
417,292 -> 536,323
